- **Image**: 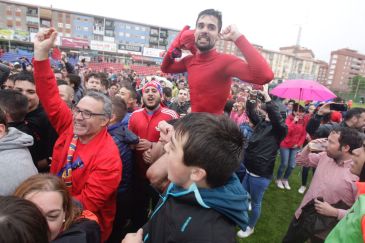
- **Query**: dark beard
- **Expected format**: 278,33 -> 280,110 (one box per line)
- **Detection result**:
145,103 -> 159,111
196,42 -> 214,52
144,97 -> 161,111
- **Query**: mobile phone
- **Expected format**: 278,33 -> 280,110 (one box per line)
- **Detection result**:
330,103 -> 348,112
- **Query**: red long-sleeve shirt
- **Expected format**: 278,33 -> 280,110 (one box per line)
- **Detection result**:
34,59 -> 122,242
161,35 -> 274,114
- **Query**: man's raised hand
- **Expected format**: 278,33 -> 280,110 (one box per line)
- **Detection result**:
220,25 -> 241,42
34,28 -> 58,61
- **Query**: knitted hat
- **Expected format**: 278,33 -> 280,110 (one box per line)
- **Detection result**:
142,80 -> 162,96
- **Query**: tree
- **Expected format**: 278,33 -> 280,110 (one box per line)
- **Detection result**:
351,75 -> 365,100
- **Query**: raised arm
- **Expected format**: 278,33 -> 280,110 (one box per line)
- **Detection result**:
221,25 -> 274,84
160,26 -> 192,74
33,28 -> 73,135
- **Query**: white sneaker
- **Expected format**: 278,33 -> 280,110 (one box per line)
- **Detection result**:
282,180 -> 291,190
237,226 -> 254,238
276,179 -> 285,189
298,186 -> 306,194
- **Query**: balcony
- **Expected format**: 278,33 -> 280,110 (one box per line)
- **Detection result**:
149,38 -> 158,44
150,29 -> 159,37
159,39 -> 168,46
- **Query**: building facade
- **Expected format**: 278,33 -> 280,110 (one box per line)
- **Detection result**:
0,0 -> 179,65
327,48 -> 365,92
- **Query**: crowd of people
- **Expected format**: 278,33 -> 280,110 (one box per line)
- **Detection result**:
1,8 -> 365,243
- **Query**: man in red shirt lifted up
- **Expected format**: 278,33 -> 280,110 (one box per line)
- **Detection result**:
161,9 -> 274,115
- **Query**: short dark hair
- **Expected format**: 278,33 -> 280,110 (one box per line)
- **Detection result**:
0,107 -> 8,131
0,196 -> 49,243
67,74 -> 81,91
13,71 -> 34,84
110,96 -> 127,122
344,108 -> 365,121
196,9 -> 223,32
86,72 -> 102,82
0,90 -> 28,122
120,83 -> 137,100
57,79 -> 69,86
174,113 -> 243,187
163,87 -> 172,98
292,103 -> 305,113
7,74 -> 17,81
331,127 -> 363,153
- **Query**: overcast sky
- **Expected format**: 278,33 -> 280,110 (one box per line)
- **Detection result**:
11,0 -> 365,62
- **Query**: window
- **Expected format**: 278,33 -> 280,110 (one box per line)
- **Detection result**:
141,27 -> 146,31
105,29 -> 114,37
76,26 -> 81,30
94,34 -> 103,41
135,26 -> 140,30
119,32 -> 124,36
65,33 -> 71,37
40,19 -> 51,27
141,36 -> 145,39
58,23 -> 64,28
16,8 -> 21,12
28,27 -> 38,33
126,25 -> 131,29
65,24 -> 71,29
150,28 -> 159,36
125,33 -> 130,37
83,27 -> 89,31
26,8 -> 37,16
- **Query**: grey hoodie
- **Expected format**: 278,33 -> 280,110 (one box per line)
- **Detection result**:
0,127 -> 37,195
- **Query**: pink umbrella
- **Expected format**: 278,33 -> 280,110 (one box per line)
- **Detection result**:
269,79 -> 336,101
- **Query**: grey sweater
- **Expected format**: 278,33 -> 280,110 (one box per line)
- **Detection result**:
0,127 -> 38,195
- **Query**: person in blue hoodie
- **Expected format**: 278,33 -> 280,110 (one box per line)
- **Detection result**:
123,112 -> 249,243
107,96 -> 139,243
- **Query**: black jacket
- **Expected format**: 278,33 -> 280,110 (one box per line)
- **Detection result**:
305,113 -> 353,139
52,219 -> 100,243
142,176 -> 248,243
244,100 -> 287,178
25,105 -> 58,166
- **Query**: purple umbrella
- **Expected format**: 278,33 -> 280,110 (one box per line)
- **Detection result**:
269,79 -> 336,101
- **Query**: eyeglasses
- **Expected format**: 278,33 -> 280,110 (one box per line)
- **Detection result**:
72,107 -> 106,119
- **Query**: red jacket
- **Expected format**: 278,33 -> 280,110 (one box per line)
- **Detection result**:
34,59 -> 122,242
129,106 -> 178,178
280,114 -> 310,148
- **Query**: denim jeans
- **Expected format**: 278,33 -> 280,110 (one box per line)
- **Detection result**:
242,173 -> 271,228
277,148 -> 300,180
301,166 -> 316,186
